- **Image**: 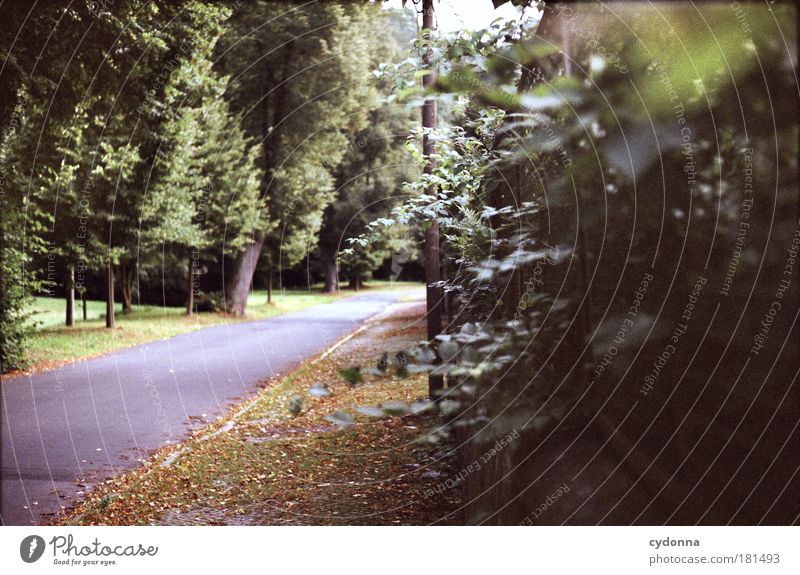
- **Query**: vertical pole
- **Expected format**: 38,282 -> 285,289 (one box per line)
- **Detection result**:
106,261 -> 115,329
422,0 -> 443,397
187,255 -> 195,316
795,3 -> 799,375
66,265 -> 75,327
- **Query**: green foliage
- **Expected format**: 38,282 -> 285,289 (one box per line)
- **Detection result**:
0,217 -> 33,371
337,366 -> 364,387
0,1 -> 265,342
143,16 -> 264,263
372,0 -> 798,524
317,8 -> 420,289
287,395 -> 304,416
218,1 -> 385,275
0,85 -> 52,370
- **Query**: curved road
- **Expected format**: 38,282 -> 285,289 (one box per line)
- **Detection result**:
1,289 -> 421,525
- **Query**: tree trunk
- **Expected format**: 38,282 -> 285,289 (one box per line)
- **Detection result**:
323,251 -> 338,294
105,261 -> 115,329
226,41 -> 293,316
348,274 -> 361,291
65,265 -> 74,327
266,266 -> 273,304
227,236 -> 264,315
82,292 -> 87,321
187,254 -> 195,316
120,263 -> 133,314
422,0 -> 443,398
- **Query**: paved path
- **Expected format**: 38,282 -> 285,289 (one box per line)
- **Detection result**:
1,289 -> 422,525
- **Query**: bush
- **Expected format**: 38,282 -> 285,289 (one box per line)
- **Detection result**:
193,290 -> 226,313
0,228 -> 33,373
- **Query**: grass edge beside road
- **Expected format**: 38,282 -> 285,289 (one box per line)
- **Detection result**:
57,301 -> 459,526
9,282 -> 423,378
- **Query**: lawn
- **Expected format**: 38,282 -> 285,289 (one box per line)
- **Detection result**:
19,280 -> 423,374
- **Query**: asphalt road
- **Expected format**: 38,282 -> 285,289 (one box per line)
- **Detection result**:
1,289 -> 420,525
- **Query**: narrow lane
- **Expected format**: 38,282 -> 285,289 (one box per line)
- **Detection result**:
0,289 -> 421,525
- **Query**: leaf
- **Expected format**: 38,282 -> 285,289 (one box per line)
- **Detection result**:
439,340 -> 460,363
382,401 -> 410,415
337,366 -> 363,387
413,346 -> 436,364
409,400 -> 434,415
308,384 -> 331,398
325,411 -> 354,428
356,406 -> 386,418
287,395 -> 303,415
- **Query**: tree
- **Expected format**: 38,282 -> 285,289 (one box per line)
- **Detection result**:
319,104 -> 417,293
141,3 -> 263,315
318,8 -> 418,294
217,1 -> 379,314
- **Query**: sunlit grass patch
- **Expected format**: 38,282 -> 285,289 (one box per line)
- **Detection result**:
21,291 -> 340,372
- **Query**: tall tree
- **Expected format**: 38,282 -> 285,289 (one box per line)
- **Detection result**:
141,2 -> 263,315
320,103 -> 417,293
318,8 -> 418,294
217,1 -> 377,314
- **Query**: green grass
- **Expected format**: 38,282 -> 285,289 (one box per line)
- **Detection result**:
284,279 -> 423,293
27,296 -> 111,329
20,281 -> 423,373
22,292 -> 337,371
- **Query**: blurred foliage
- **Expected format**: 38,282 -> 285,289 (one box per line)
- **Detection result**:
362,0 -> 798,524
